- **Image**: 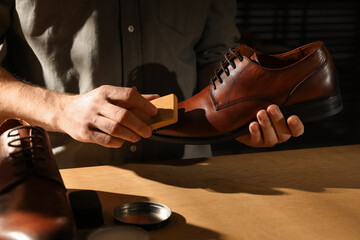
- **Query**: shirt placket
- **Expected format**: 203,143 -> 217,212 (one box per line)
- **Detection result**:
119,0 -> 143,90
116,0 -> 143,161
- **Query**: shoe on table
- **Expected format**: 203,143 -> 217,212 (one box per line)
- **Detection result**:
0,119 -> 74,240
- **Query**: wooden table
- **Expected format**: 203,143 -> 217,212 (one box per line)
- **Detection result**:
60,144 -> 360,240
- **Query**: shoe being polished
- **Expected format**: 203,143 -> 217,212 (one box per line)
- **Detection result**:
0,119 -> 73,240
152,41 -> 343,144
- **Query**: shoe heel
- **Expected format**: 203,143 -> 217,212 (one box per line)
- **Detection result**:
283,91 -> 343,122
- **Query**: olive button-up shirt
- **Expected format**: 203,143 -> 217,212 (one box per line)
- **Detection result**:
0,0 -> 240,167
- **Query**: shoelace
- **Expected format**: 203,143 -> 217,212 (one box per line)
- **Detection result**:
7,126 -> 45,175
212,48 -> 243,90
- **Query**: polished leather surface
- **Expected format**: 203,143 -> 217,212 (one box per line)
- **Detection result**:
0,119 -> 73,240
154,41 -> 341,140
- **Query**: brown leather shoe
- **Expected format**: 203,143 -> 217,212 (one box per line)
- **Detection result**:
0,119 -> 73,240
152,41 -> 343,144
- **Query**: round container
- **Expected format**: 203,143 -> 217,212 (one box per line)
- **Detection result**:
113,201 -> 172,229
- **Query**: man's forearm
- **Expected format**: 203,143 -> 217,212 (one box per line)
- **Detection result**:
0,67 -> 70,132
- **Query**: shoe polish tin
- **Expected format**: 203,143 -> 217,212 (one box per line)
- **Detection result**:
113,201 -> 172,230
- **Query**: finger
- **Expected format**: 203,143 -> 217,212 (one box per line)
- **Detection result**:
236,122 -> 262,147
106,87 -> 158,116
130,107 -> 152,125
248,121 -> 262,146
267,105 -> 291,143
92,115 -> 141,143
87,130 -> 125,148
287,115 -> 304,137
99,103 -> 152,138
257,109 -> 278,147
142,94 -> 160,101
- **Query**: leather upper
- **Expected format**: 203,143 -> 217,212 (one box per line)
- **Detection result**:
155,41 -> 339,138
0,120 -> 65,194
0,119 -> 73,240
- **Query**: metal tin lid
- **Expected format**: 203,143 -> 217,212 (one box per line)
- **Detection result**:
113,201 -> 172,230
87,225 -> 149,240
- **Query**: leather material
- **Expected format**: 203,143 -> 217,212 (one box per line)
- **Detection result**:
153,41 -> 342,143
0,119 -> 73,240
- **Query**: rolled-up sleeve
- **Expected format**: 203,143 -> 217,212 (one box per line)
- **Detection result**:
0,0 -> 13,64
195,0 -> 240,69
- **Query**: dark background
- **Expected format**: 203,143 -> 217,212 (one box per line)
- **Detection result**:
212,0 -> 360,155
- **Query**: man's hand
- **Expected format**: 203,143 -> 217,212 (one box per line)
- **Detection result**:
59,85 -> 159,148
236,104 -> 304,147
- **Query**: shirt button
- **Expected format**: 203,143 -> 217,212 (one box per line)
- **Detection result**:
128,25 -> 135,33
130,145 -> 137,152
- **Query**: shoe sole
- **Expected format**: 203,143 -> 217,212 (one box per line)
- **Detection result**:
151,91 -> 343,145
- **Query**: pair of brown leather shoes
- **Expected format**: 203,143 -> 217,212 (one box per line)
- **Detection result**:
152,41 -> 343,144
0,119 -> 73,240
